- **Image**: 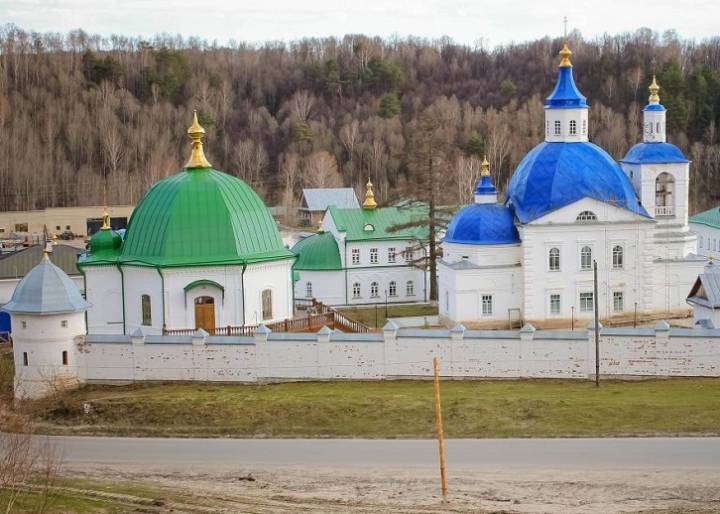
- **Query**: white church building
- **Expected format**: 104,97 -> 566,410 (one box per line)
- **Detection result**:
439,44 -> 704,326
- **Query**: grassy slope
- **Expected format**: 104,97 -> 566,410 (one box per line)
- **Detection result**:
22,378 -> 720,438
337,303 -> 438,328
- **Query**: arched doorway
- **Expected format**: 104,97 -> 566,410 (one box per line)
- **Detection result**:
194,296 -> 216,332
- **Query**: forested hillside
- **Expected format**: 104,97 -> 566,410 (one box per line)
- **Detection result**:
1,25 -> 720,214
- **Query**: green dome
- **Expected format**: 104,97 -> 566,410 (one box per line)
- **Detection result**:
90,227 -> 122,256
292,232 -> 342,270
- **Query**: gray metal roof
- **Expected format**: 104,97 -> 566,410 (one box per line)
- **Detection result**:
0,244 -> 82,280
687,261 -> 720,308
301,188 -> 360,211
3,254 -> 90,315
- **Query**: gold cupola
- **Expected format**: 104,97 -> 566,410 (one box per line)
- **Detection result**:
363,178 -> 378,210
649,75 -> 661,103
185,110 -> 212,169
559,43 -> 572,67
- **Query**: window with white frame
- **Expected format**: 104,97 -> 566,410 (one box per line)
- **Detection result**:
351,248 -> 360,265
549,247 -> 560,271
370,281 -> 379,297
580,292 -> 594,312
554,120 -> 561,135
389,281 -> 397,297
580,246 -> 592,270
306,282 -> 313,298
613,291 -> 624,312
612,245 -> 623,269
569,119 -> 577,135
352,282 -> 361,298
406,280 -> 415,296
550,294 -> 561,315
370,248 -> 378,264
403,246 -> 414,261
481,294 -> 493,316
576,211 -> 597,222
388,247 -> 396,263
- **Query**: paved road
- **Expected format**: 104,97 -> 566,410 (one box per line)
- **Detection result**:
42,436 -> 720,472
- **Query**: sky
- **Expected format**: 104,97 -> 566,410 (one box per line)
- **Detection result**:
1,0 -> 718,47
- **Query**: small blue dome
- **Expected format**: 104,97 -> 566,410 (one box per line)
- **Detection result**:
444,204 -> 520,245
545,66 -> 587,109
621,142 -> 688,164
507,142 -> 649,223
643,103 -> 666,112
474,175 -> 496,196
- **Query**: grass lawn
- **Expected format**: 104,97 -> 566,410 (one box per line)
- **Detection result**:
19,378 -> 720,438
338,303 -> 438,328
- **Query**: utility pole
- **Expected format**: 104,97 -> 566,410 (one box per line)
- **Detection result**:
593,260 -> 600,387
432,357 -> 448,500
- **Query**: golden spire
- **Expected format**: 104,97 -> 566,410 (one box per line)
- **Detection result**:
101,207 -> 110,230
481,155 -> 490,176
649,75 -> 660,103
363,178 -> 377,210
559,43 -> 572,67
185,110 -> 212,169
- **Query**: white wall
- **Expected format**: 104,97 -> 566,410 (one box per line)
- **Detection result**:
294,270 -> 345,305
690,222 -> 719,258
85,265 -> 123,335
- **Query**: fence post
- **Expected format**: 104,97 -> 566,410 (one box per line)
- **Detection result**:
519,323 -> 536,377
130,327 -> 145,382
383,320 -> 399,378
254,324 -> 272,381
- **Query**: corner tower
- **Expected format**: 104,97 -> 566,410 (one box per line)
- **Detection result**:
544,43 -> 589,143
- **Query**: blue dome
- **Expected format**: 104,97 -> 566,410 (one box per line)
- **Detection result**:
507,142 -> 649,223
621,142 -> 688,164
444,204 -> 520,245
474,175 -> 496,196
643,103 -> 666,112
545,66 -> 587,109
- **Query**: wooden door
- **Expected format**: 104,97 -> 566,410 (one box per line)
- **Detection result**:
194,297 -> 216,332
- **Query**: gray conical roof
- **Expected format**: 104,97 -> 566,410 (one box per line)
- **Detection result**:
3,254 -> 90,315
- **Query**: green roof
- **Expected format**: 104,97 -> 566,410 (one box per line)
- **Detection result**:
80,168 -> 293,267
690,207 -> 720,229
292,232 -> 342,270
328,205 -> 428,241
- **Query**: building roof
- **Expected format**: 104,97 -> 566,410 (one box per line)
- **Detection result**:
80,168 -> 293,267
643,103 -> 666,112
690,206 -> 720,229
545,65 -> 588,109
292,232 -> 342,270
687,261 -> 720,309
507,141 -> 649,224
301,188 -> 360,211
474,174 -> 497,196
0,244 -> 82,279
444,204 -> 520,245
327,204 -> 428,242
621,142 -> 688,164
3,253 -> 90,314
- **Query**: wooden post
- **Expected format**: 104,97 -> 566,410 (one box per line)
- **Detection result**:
432,356 -> 448,499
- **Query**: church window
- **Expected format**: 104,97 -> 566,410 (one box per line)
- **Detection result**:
388,248 -> 396,263
554,120 -> 561,136
403,247 -> 414,261
406,280 -> 415,296
370,282 -> 379,298
261,289 -> 273,320
370,248 -> 378,264
61,320 -> 68,328
351,248 -> 360,265
649,123 -> 654,134
389,281 -> 397,297
699,236 -> 703,249
550,294 -> 561,315
656,122 -> 660,133
141,294 -> 152,326
580,292 -> 594,312
545,120 -> 549,136
62,351 -> 68,366
613,291 -> 624,312
21,321 -> 27,329
582,119 -> 587,134
23,352 -> 28,366
576,211 -> 597,222
612,245 -> 624,269
569,120 -> 577,135
549,248 -> 560,271
655,173 -> 674,216
305,282 -> 313,298
482,295 -> 493,316
352,282 -> 361,299
580,246 -> 592,271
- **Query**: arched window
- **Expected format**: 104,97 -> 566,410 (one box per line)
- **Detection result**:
655,173 -> 674,216
305,282 -> 313,298
62,351 -> 68,366
612,245 -> 623,269
580,246 -> 592,270
545,120 -> 549,136
576,211 -> 597,222
549,248 -> 560,271
700,236 -> 704,249
582,119 -> 587,134
656,122 -> 660,133
389,281 -> 397,297
141,294 -> 152,326
569,119 -> 577,135
370,282 -> 379,298
406,280 -> 415,296
261,289 -> 272,320
352,282 -> 361,299
554,120 -> 561,135
649,123 -> 654,134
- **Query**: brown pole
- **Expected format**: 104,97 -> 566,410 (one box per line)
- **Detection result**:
433,356 -> 448,499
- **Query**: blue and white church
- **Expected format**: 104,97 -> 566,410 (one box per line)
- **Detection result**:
439,44 -> 704,326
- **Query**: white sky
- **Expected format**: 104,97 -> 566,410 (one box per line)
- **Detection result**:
1,0 -> 718,47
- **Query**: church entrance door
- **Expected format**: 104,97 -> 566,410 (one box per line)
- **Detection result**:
194,296 -> 216,333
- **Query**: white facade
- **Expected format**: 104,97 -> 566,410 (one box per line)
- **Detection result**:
690,219 -> 720,258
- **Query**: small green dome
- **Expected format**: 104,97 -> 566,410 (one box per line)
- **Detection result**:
90,227 -> 122,255
118,168 -> 292,266
292,232 -> 342,270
